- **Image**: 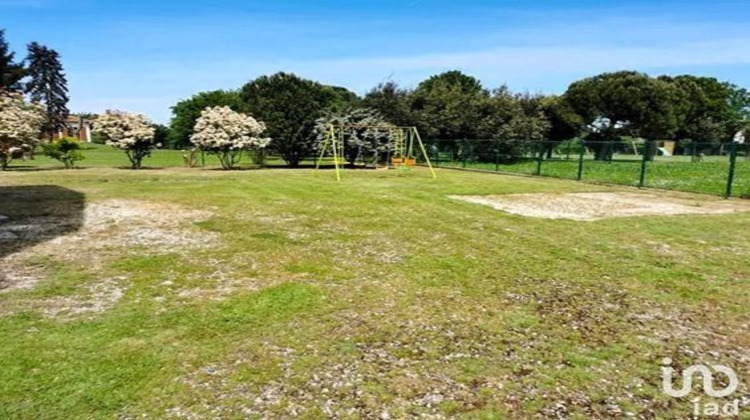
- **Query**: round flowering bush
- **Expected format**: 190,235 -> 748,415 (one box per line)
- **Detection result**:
93,110 -> 157,169
0,92 -> 45,170
190,106 -> 271,169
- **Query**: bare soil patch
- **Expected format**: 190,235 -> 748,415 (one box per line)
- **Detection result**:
449,192 -> 750,221
0,199 -> 218,317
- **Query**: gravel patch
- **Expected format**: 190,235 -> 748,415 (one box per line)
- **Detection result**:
449,192 -> 750,221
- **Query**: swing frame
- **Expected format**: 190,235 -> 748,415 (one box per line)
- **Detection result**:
314,124 -> 437,181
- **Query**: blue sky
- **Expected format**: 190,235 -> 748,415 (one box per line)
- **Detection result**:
2,0 -> 749,123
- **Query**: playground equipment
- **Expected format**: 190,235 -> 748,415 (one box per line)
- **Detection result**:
657,147 -> 672,156
315,124 -> 437,181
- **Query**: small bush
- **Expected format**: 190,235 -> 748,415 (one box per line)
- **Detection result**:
183,148 -> 200,168
42,137 -> 85,169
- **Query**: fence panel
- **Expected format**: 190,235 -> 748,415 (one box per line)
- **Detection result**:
537,140 -> 584,180
423,138 -> 748,198
644,141 -> 733,196
731,143 -> 749,198
577,140 -> 643,187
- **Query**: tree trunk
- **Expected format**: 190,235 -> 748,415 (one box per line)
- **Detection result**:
591,142 -> 614,161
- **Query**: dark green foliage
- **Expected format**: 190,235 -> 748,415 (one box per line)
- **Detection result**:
0,29 -> 26,92
324,85 -> 360,110
169,90 -> 245,149
25,42 -> 69,138
240,72 -> 357,166
412,70 -> 490,139
725,84 -> 750,122
165,68 -> 746,168
542,96 -> 584,142
362,81 -> 416,126
564,71 -> 680,160
541,96 -> 585,158
153,124 -> 170,149
659,75 -> 730,143
476,88 -> 551,157
41,137 -> 84,168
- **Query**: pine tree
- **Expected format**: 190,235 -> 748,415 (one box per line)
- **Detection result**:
25,42 -> 69,138
0,29 -> 26,92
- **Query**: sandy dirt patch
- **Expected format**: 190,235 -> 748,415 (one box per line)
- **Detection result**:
0,199 -> 218,317
0,199 -> 216,269
449,192 -> 750,221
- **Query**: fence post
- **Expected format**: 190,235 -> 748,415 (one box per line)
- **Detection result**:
638,140 -> 650,188
577,141 -> 585,180
535,142 -> 544,175
691,142 -> 697,163
494,140 -> 500,172
462,139 -> 467,168
725,142 -> 738,198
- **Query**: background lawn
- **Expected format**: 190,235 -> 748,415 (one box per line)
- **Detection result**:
0,161 -> 748,418
433,153 -> 750,198
6,144 -> 324,170
8,143 -> 749,198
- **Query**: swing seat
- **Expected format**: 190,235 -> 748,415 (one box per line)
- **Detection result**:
391,157 -> 405,165
404,158 -> 417,167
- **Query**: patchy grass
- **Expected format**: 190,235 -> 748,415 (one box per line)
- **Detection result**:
0,164 -> 748,418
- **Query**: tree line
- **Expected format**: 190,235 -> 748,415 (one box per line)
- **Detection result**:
169,70 -> 749,164
0,29 -> 69,138
3,23 -> 749,167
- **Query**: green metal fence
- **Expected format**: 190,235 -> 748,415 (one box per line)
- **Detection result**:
422,139 -> 750,198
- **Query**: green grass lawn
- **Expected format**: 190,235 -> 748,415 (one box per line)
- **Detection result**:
0,151 -> 748,418
7,144 -> 324,170
433,154 -> 750,198
9,144 -> 749,198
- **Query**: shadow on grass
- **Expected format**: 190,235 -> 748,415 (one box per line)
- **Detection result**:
0,186 -> 85,287
3,166 -> 66,172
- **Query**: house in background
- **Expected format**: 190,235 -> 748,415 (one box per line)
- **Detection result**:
59,115 -> 94,142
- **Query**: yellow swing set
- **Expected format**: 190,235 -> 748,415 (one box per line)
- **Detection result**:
314,124 -> 437,181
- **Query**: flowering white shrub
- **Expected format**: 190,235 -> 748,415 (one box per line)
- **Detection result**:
92,110 -> 157,169
190,106 -> 271,169
0,93 -> 45,170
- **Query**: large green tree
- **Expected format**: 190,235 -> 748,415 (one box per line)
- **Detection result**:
169,90 -> 245,149
240,72 -> 356,166
542,96 -> 584,141
324,85 -> 360,110
25,42 -> 69,139
538,95 -> 585,158
361,81 -> 415,126
726,84 -> 750,122
659,75 -> 733,143
0,29 -> 25,93
564,71 -> 680,160
654,75 -> 750,151
478,88 -> 551,157
719,82 -> 749,138
411,70 -> 490,139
